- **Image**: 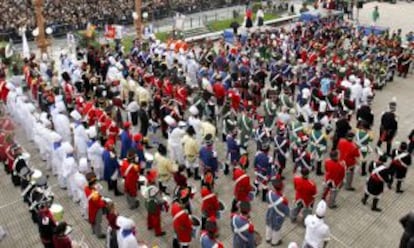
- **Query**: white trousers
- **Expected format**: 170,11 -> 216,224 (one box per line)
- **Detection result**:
266,226 -> 281,245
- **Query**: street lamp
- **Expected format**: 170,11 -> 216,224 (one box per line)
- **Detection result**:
134,0 -> 142,39
32,0 -> 51,54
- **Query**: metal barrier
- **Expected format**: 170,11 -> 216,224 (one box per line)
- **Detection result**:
184,14 -> 300,43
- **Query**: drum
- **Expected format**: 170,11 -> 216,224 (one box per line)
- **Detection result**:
217,200 -> 226,219
30,169 -> 42,184
50,203 -> 64,222
144,152 -> 154,169
254,230 -> 263,246
138,175 -> 147,187
191,216 -> 201,238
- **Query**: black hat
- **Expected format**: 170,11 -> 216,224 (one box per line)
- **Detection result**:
239,201 -> 251,214
400,142 -> 408,151
157,144 -> 167,155
378,155 -> 388,163
346,132 -> 355,139
313,122 -> 323,130
204,134 -> 214,145
330,150 -> 339,160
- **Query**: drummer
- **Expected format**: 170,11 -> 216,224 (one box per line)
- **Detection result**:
200,217 -> 224,248
37,204 -> 57,248
84,172 -> 107,239
231,201 -> 256,248
171,196 -> 193,248
52,222 -> 73,248
144,169 -> 167,237
200,173 -> 220,230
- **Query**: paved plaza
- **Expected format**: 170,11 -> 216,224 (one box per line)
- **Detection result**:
1,1 -> 414,248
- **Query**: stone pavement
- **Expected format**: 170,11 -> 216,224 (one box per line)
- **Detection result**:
1,2 -> 414,248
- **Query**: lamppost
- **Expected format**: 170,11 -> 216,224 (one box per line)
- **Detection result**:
33,0 -> 51,54
134,0 -> 142,39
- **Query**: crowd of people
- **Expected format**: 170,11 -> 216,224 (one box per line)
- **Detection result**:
0,0 -> 244,36
0,6 -> 414,248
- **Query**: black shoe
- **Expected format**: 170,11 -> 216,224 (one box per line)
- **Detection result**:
372,199 -> 382,212
346,187 -> 356,191
96,233 -> 106,239
396,189 -> 404,194
329,204 -> 338,209
156,231 -> 166,237
186,169 -> 193,178
361,195 -> 368,205
115,190 -> 124,196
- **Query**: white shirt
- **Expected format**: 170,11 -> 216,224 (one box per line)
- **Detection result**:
304,215 -> 330,248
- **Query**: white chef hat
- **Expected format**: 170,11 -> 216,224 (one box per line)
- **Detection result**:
55,101 -> 66,113
164,115 -> 177,127
51,132 -> 62,143
349,74 -> 356,82
116,216 -> 135,230
87,126 -> 97,139
189,105 -> 199,116
70,110 -> 82,121
178,121 -> 187,128
316,200 -> 327,217
79,157 -> 88,173
302,88 -> 311,99
319,100 -> 327,113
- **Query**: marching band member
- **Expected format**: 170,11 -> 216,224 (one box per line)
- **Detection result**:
265,178 -> 289,246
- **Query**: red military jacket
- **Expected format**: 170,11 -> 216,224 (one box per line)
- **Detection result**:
84,186 -> 106,224
324,158 -> 346,188
293,176 -> 317,207
338,138 -> 360,168
200,186 -> 220,218
121,159 -> 140,197
63,82 -> 74,104
233,168 -> 252,202
171,202 -> 192,244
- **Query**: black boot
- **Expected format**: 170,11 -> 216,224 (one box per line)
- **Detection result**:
194,168 -> 201,180
316,161 -> 324,175
224,163 -> 229,175
396,181 -> 404,194
113,180 -> 124,196
186,168 -> 193,178
386,142 -> 392,156
371,198 -> 382,212
254,183 -> 259,196
361,162 -> 367,176
361,193 -> 369,205
261,189 -> 268,202
107,181 -> 113,191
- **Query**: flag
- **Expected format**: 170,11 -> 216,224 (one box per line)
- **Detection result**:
21,29 -> 30,59
5,38 -> 14,58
